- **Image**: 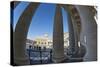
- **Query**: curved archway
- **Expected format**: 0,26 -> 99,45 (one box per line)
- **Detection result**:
63,5 -> 97,60
75,6 -> 97,61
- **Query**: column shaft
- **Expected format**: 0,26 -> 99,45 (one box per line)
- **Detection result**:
71,17 -> 79,55
14,3 -> 39,65
62,6 -> 79,57
67,13 -> 76,55
52,5 -> 66,63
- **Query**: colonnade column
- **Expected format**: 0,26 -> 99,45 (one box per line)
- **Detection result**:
67,12 -> 76,56
71,17 -> 79,56
62,6 -> 77,57
13,3 -> 39,65
52,5 -> 66,63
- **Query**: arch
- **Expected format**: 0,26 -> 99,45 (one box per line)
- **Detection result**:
75,6 -> 97,61
62,5 -> 97,60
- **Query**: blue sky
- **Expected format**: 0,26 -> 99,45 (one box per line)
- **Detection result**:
13,2 -> 69,40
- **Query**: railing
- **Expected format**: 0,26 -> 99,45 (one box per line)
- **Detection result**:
27,48 -> 52,64
26,47 -> 84,64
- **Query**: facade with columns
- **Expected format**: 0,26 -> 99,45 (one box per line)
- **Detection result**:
11,1 -> 97,65
26,32 -> 69,49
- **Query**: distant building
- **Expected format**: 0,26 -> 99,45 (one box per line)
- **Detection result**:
33,33 -> 51,49
26,32 -> 69,49
33,32 -> 69,49
64,32 -> 69,48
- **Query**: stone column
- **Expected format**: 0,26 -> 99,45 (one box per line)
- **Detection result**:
75,6 -> 97,61
67,12 -> 76,56
52,5 -> 66,63
13,3 -> 39,65
71,17 -> 79,55
62,6 -> 77,57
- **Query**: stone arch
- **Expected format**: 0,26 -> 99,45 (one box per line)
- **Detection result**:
75,6 -> 97,61
62,5 -> 97,60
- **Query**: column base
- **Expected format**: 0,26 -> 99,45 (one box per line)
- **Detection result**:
52,55 -> 67,63
14,57 -> 30,66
